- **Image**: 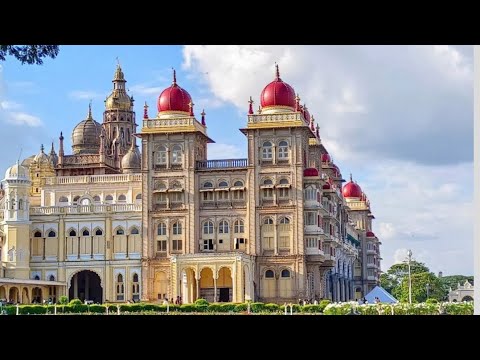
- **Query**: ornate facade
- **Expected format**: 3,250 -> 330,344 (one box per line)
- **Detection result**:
0,64 -> 381,305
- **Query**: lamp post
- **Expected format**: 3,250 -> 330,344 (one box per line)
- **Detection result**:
406,249 -> 413,305
426,283 -> 430,300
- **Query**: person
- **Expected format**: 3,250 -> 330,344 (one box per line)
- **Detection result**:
314,299 -> 318,305
179,297 -> 183,305
375,297 -> 380,304
363,297 -> 368,304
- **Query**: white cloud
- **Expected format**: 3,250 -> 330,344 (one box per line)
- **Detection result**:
129,84 -> 165,96
69,90 -> 104,100
0,100 -> 21,110
331,87 -> 367,114
207,143 -> 245,159
5,111 -> 42,127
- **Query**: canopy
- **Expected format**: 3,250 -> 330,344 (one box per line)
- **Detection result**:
365,286 -> 397,304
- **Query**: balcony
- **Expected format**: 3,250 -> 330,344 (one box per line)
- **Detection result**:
306,247 -> 324,256
45,174 -> 142,186
304,225 -> 323,235
30,203 -> 142,215
196,159 -> 248,171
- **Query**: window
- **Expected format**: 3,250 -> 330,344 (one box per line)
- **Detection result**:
171,192 -> 183,202
172,222 -> 182,235
279,236 -> 289,248
263,179 -> 273,186
59,196 -> 68,204
172,239 -> 182,251
278,140 -> 289,160
280,218 -> 290,224
130,227 -> 140,235
156,146 -> 167,165
49,275 -> 55,281
80,198 -> 90,206
262,141 -> 273,160
82,229 -> 90,236
172,145 -> 182,164
157,223 -> 167,236
281,269 -> 291,278
279,178 -> 289,185
263,188 -> 273,198
157,240 -> 167,252
118,194 -> 127,202
304,212 -> 316,226
203,239 -> 214,251
93,195 -> 101,203
155,193 -> 167,203
203,221 -> 214,234
135,193 -> 142,203
73,196 -> 80,205
265,270 -> 275,278
34,231 -> 42,238
203,192 -> 214,201
218,220 -> 229,234
132,273 -> 140,301
116,228 -> 125,235
95,229 -> 103,236
105,195 -> 114,203
34,275 -> 40,280
116,274 -> 124,301
233,189 -> 244,200
18,199 -> 24,210
234,220 -> 244,233
217,190 -> 229,201
234,181 -> 243,187
219,181 -> 228,187
48,230 -> 56,238
306,237 -> 318,248
69,230 -> 77,237
203,182 -> 213,188
304,187 -> 316,201
264,218 -> 273,225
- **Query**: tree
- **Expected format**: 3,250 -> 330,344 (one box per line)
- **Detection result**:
395,271 -> 444,303
438,275 -> 474,299
0,45 -> 59,65
380,261 -> 429,294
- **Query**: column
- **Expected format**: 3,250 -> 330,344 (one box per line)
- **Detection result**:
73,275 -> 78,299
274,223 -> 278,256
213,276 -> 217,302
196,275 -> 200,301
85,272 -> 89,300
232,265 -> 237,303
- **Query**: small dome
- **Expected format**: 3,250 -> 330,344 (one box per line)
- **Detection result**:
366,231 -> 375,237
260,65 -> 296,110
72,104 -> 102,155
33,144 -> 49,164
157,70 -> 192,114
331,163 -> 341,177
121,142 -> 141,173
321,153 -> 331,163
304,168 -> 319,177
343,180 -> 362,198
4,162 -> 30,181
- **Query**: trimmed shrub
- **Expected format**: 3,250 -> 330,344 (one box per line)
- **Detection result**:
180,304 -> 196,312
194,298 -> 209,306
264,303 -> 281,313
20,305 -> 47,315
220,303 -> 237,312
234,303 -> 248,312
301,305 -> 323,313
4,306 -> 17,315
207,304 -> 222,313
89,305 -> 106,314
319,300 -> 331,312
195,304 -> 209,312
425,298 -> 438,304
58,296 -> 68,305
69,299 -> 82,306
250,302 -> 265,313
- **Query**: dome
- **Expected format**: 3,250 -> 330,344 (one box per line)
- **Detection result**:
304,168 -> 319,177
4,162 -> 30,181
366,231 -> 375,237
260,64 -> 296,110
72,104 -> 102,155
321,153 -> 331,163
343,180 -> 362,198
105,64 -> 132,111
322,184 -> 331,189
331,163 -> 341,177
157,70 -> 192,114
121,142 -> 141,173
33,144 -> 50,164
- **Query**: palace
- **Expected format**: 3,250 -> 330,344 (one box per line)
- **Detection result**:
0,64 -> 381,305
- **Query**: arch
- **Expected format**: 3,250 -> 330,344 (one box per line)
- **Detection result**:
68,229 -> 77,237
217,267 -> 233,302
261,269 -> 276,299
462,296 -> 473,302
93,195 -> 101,203
117,194 -> 127,202
155,181 -> 167,190
68,270 -> 103,303
279,178 -> 289,185
262,141 -> 273,160
199,267 -> 215,302
32,287 -> 42,304
263,178 -> 273,185
94,228 -> 103,236
34,275 -> 40,280
73,195 -> 81,205
279,217 -> 290,224
263,217 -> 274,225
172,221 -> 182,235
0,286 -> 6,301
117,273 -> 123,283
265,269 -> 275,278
9,287 -> 20,303
157,222 -> 167,236
281,269 -> 291,278
80,197 -> 91,206
203,220 -> 214,234
132,272 -> 140,301
132,273 -> 139,282
81,228 -> 90,236
172,144 -> 182,164
49,275 -> 55,281
218,220 -> 229,234
279,268 -> 293,298
47,230 -> 56,237
115,227 -> 125,236
33,230 -> 42,238
218,181 -> 228,188
156,146 -> 167,164
233,180 -> 243,187
203,181 -> 213,188
135,193 -> 142,202
22,287 -> 29,304
278,140 -> 289,159
59,196 -> 69,204
105,194 -> 114,202
181,267 -> 197,304
130,226 -> 140,235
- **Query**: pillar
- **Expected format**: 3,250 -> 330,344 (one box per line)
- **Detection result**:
74,274 -> 78,299
85,271 -> 90,300
213,276 -> 217,302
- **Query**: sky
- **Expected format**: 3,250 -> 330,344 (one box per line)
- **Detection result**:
0,45 -> 473,275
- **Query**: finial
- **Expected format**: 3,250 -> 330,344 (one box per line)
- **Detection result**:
87,100 -> 93,119
316,123 -> 320,138
295,93 -> 301,111
310,115 -> 315,131
201,109 -> 206,126
143,101 -> 149,119
189,101 -> 194,116
275,62 -> 280,80
350,173 -> 352,182
257,105 -> 262,114
116,56 -> 120,67
172,68 -> 177,85
59,131 -> 64,140
40,144 -> 44,153
248,96 -> 254,115
50,141 -> 55,154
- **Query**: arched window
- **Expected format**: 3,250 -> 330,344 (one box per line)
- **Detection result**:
48,230 -> 56,237
265,270 -> 275,278
132,273 -> 140,301
18,199 -> 24,210
73,196 -> 80,205
279,178 -> 289,185
49,275 -> 55,281
117,194 -> 126,202
133,273 -> 139,282
172,145 -> 182,164
34,275 -> 40,281
135,193 -> 142,203
203,221 -> 214,234
262,141 -> 273,160
69,229 -> 77,237
59,196 -> 68,204
281,269 -> 291,278
34,231 -> 42,238
157,223 -> 167,236
130,227 -> 140,235
105,195 -> 114,203
234,220 -> 244,233
93,195 -> 101,203
172,222 -> 182,235
219,181 -> 228,188
116,274 -> 124,301
278,140 -> 289,160
116,228 -> 125,235
80,198 -> 90,206
234,180 -> 243,187
278,178 -> 290,198
263,179 -> 273,185
280,218 -> 290,224
218,220 -> 229,234
95,229 -> 103,236
203,182 -> 213,188
82,229 -> 90,236
264,218 -> 273,225
156,146 -> 167,164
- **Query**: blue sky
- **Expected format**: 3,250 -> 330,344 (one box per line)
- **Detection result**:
0,45 -> 474,275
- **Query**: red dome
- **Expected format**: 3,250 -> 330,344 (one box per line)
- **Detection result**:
322,184 -> 331,189
321,153 -> 331,163
304,168 -> 319,177
260,65 -> 295,109
332,163 -> 341,177
366,231 -> 375,237
157,70 -> 192,113
343,181 -> 362,198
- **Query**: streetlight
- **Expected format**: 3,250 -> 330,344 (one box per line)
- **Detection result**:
426,283 -> 430,300
406,249 -> 413,304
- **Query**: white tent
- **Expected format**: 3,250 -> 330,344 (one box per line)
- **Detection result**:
364,286 -> 398,304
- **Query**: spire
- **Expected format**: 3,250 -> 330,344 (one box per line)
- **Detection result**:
310,115 -> 315,131
350,173 -> 353,182
113,59 -> 125,82
87,101 -> 93,120
275,62 -> 280,80
257,105 -> 262,114
295,94 -> 301,111
248,96 -> 254,115
130,133 -> 137,149
172,68 -> 177,86
40,144 -> 44,153
201,109 -> 206,126
49,142 -> 56,155
189,101 -> 194,116
143,101 -> 149,119
316,124 -> 320,138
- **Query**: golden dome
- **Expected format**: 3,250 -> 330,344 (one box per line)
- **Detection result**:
105,64 -> 133,111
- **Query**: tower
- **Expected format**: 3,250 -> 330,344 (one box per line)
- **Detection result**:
1,162 -> 32,279
103,63 -> 136,159
28,144 -> 56,206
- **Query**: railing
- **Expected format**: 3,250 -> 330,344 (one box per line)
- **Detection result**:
30,203 -> 142,215
196,159 -> 248,170
45,174 -> 142,185
143,117 -> 195,129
